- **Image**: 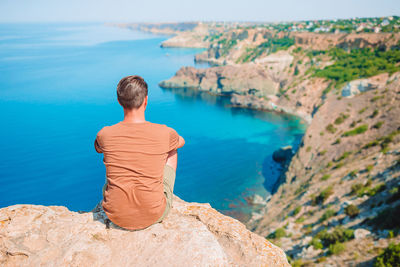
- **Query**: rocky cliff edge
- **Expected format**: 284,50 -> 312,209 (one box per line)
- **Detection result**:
0,196 -> 289,266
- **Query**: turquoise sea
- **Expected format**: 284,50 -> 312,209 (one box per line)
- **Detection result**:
0,23 -> 305,220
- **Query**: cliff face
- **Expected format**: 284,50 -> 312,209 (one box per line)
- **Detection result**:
159,64 -> 279,97
249,73 -> 400,265
0,196 -> 290,266
155,21 -> 400,265
292,32 -> 400,50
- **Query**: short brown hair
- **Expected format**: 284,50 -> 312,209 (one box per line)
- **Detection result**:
117,75 -> 148,109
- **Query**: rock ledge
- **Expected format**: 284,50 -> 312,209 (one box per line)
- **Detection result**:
0,197 -> 289,266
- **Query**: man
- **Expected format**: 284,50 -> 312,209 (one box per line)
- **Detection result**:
94,75 -> 185,230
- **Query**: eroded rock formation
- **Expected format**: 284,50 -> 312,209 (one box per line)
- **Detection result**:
159,64 -> 279,97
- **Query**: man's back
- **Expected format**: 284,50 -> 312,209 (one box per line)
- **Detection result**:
95,121 -> 180,230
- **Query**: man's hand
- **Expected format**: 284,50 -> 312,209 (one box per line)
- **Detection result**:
177,135 -> 185,149
94,139 -> 103,153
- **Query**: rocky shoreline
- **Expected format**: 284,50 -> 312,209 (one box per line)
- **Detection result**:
158,58 -> 313,124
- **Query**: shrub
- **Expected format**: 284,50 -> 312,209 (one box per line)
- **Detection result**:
328,242 -> 346,255
371,109 -> 379,118
310,237 -> 323,249
334,117 -> 344,125
295,216 -> 305,223
306,146 -> 312,152
380,130 -> 400,151
345,204 -> 360,218
320,209 -> 336,222
358,107 -> 367,114
292,206 -> 301,216
295,182 -> 309,195
373,121 -> 384,129
326,124 -> 337,134
334,113 -> 349,125
342,124 -> 368,137
367,183 -> 386,196
388,231 -> 396,239
371,95 -> 384,102
321,174 -> 331,181
350,180 -> 385,197
293,47 -> 302,53
333,138 -> 341,145
364,140 -> 380,149
334,162 -> 344,169
312,186 -> 334,205
291,259 -> 305,267
319,149 -> 327,156
349,169 -> 358,178
274,228 -> 286,239
294,66 -> 299,76
387,186 -> 400,203
337,151 -> 351,161
350,183 -> 365,196
317,226 -> 354,247
268,228 -> 287,239
366,164 -> 374,172
374,242 -> 400,267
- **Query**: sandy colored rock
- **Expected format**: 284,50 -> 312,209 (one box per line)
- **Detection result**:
0,196 -> 289,267
159,64 -> 279,97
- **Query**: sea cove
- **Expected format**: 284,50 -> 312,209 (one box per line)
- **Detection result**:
0,23 -> 305,221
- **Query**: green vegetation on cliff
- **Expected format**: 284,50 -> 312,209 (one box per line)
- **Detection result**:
217,38 -> 238,57
314,48 -> 400,85
237,36 -> 294,63
342,124 -> 369,137
311,226 -> 355,252
374,242 -> 400,267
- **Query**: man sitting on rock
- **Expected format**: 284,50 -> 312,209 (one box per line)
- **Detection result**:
94,75 -> 185,230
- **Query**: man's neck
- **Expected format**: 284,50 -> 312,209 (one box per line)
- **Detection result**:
122,108 -> 146,123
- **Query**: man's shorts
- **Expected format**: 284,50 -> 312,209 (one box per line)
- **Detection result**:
155,164 -> 176,223
100,164 -> 176,230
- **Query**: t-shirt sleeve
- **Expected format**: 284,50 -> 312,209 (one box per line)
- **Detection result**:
94,130 -> 104,153
168,127 -> 180,152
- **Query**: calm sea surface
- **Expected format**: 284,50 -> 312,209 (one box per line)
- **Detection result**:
0,23 -> 305,220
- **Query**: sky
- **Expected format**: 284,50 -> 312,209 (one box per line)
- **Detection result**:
0,0 -> 399,23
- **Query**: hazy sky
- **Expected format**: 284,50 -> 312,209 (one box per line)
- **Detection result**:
1,0 -> 399,23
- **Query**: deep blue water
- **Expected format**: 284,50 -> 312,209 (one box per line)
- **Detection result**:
0,23 -> 305,220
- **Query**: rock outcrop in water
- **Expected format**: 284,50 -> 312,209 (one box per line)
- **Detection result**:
159,64 -> 279,97
0,196 -> 290,266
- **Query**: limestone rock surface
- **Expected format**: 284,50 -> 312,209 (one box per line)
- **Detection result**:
0,196 -> 289,267
159,64 -> 279,97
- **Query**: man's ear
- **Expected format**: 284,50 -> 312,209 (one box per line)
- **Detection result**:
143,96 -> 148,110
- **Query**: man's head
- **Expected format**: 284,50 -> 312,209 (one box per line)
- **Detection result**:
117,75 -> 148,110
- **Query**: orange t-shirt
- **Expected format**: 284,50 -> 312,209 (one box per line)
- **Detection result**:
94,121 -> 180,230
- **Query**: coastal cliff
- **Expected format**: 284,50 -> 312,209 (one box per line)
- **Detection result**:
159,64 -> 279,96
0,196 -> 290,266
154,17 -> 400,266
